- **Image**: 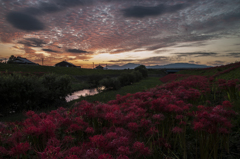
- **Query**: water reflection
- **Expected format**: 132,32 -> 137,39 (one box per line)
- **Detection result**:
66,87 -> 105,102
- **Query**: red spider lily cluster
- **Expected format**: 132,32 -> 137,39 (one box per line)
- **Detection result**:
0,75 -> 239,158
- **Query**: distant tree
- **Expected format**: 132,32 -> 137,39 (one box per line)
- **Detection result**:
7,55 -> 17,64
134,65 -> 148,78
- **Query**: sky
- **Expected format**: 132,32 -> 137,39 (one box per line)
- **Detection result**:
0,0 -> 240,68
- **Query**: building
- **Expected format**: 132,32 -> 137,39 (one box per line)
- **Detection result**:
95,65 -> 104,70
10,56 -> 39,65
55,61 -> 77,67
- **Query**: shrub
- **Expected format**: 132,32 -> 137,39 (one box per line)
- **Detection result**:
88,74 -> 104,86
119,73 -> 131,86
132,71 -> 143,82
99,78 -> 121,90
134,65 -> 148,78
0,73 -> 72,115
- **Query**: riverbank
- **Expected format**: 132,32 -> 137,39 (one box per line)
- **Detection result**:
0,77 -> 162,122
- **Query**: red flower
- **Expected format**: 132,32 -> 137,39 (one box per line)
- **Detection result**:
85,127 -> 95,134
117,155 -> 129,159
127,122 -> 139,131
98,153 -> 113,159
9,142 -> 30,157
117,146 -> 131,155
193,122 -> 205,131
152,114 -> 165,121
172,127 -> 183,133
222,101 -> 232,108
65,155 -> 80,159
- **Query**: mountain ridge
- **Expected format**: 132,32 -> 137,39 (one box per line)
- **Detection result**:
105,63 -> 212,70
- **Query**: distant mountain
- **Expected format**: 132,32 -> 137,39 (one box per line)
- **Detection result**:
146,63 -> 211,69
105,63 -> 211,70
106,63 -> 140,70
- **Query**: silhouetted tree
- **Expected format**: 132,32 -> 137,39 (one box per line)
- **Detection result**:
7,55 -> 17,64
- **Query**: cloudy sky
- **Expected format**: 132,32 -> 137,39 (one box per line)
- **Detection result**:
0,0 -> 240,68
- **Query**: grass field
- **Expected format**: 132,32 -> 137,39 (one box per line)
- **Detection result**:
0,63 -> 124,76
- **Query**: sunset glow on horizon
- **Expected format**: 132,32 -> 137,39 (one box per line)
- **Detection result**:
0,0 -> 240,68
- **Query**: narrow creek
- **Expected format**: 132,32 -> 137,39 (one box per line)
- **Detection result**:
66,87 -> 105,102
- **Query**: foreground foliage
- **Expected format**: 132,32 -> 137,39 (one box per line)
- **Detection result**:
0,73 -> 239,158
0,72 -> 72,115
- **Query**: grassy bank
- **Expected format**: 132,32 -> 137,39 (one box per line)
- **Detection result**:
69,77 -> 162,105
178,62 -> 240,80
0,77 -> 162,122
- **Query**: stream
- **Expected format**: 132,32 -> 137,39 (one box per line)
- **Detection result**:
66,87 -> 105,102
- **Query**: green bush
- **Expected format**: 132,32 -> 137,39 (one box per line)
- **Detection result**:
134,65 -> 148,78
88,74 -> 104,86
0,73 -> 72,115
119,73 -> 131,86
132,70 -> 143,82
99,77 -> 121,90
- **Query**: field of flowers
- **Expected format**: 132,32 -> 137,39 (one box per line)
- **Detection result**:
0,71 -> 240,158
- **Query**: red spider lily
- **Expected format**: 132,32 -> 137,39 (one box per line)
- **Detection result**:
67,146 -> 82,157
38,145 -> 62,159
85,148 -> 100,158
104,132 -> 118,140
85,127 -> 95,134
98,153 -> 114,159
64,155 -> 80,159
66,124 -> 83,133
0,146 -> 8,156
117,146 -> 131,155
172,127 -> 183,133
127,122 -> 139,132
152,114 -> 165,121
90,135 -> 107,148
9,142 -> 30,157
117,155 -> 129,159
63,136 -> 75,144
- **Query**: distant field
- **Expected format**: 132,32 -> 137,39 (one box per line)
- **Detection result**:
0,63 -> 166,76
0,63 -> 125,76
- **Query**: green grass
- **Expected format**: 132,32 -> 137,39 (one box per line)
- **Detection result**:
217,67 -> 240,80
178,62 -> 240,80
69,77 -> 162,105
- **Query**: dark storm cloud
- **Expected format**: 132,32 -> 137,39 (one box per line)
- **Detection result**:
226,53 -> 240,58
54,0 -> 93,7
139,56 -> 169,63
177,42 -> 207,48
186,12 -> 240,34
67,49 -> 89,54
108,59 -> 135,62
18,38 -> 47,47
223,12 -> 240,23
174,52 -> 218,57
23,3 -> 61,15
6,12 -> 44,31
42,49 -> 59,53
122,4 -> 186,18
207,61 -> 225,66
